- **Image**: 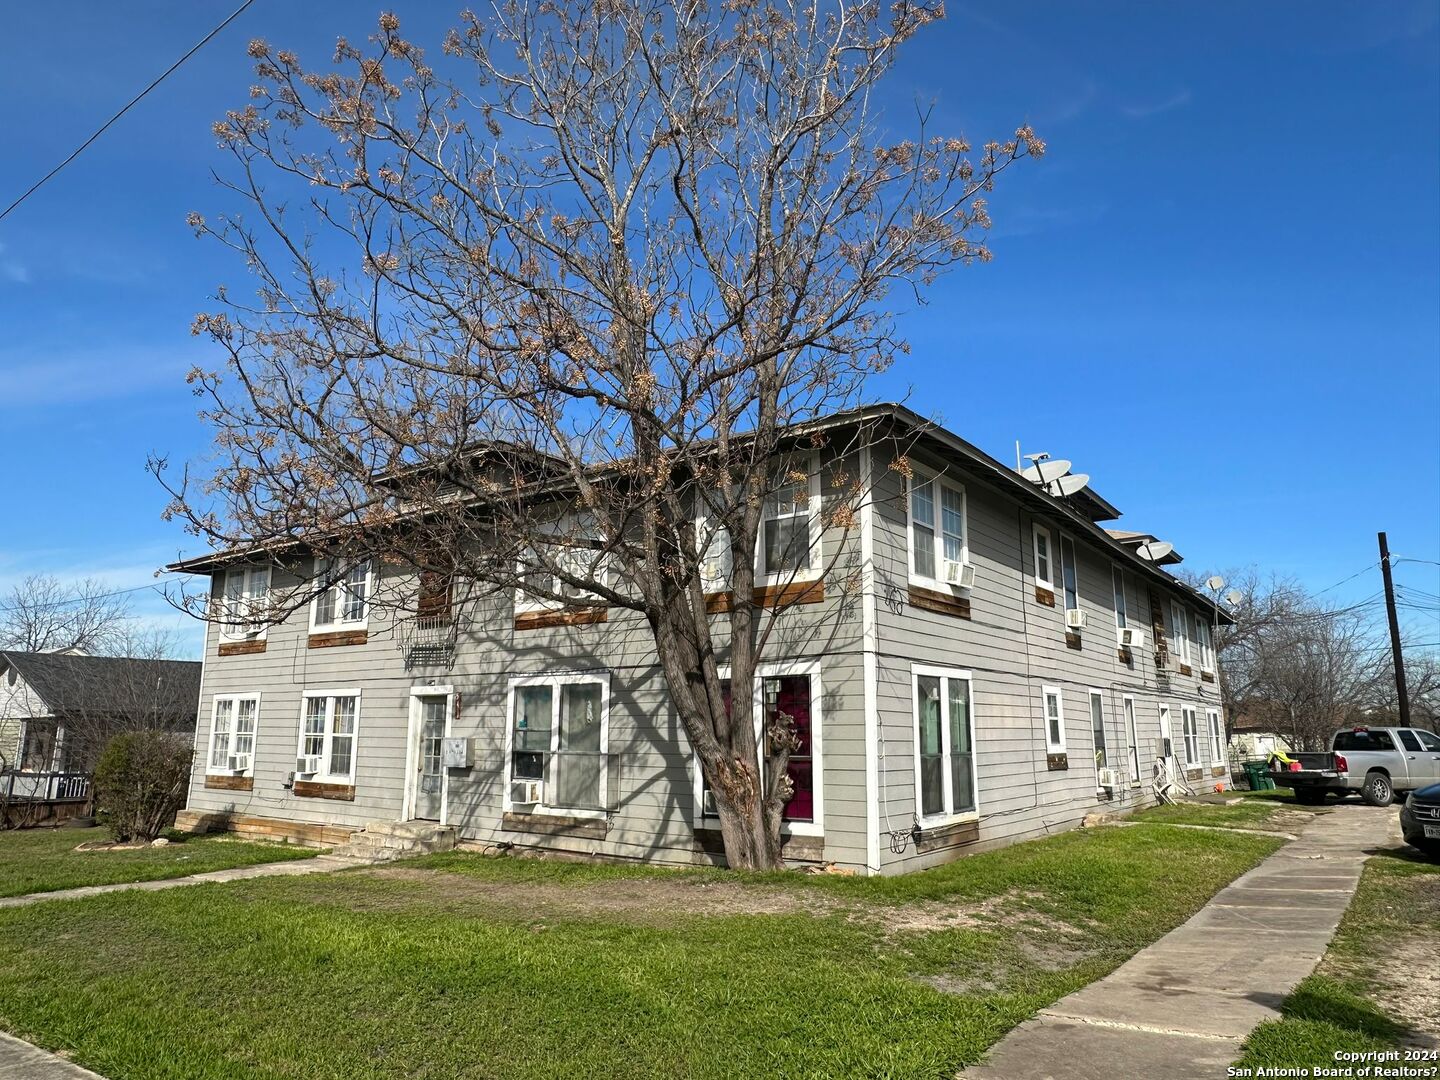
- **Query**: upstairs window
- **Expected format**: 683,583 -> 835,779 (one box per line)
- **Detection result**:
1112,567 -> 1127,629
416,571 -> 453,621
208,694 -> 259,773
1195,616 -> 1214,671
219,565 -> 270,639
1059,535 -> 1079,612
760,459 -> 820,581
1170,601 -> 1191,665
914,668 -> 977,822
1033,525 -> 1054,591
908,474 -> 968,585
516,521 -> 608,614
312,559 -> 371,630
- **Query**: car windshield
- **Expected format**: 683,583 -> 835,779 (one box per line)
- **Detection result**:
1333,730 -> 1395,752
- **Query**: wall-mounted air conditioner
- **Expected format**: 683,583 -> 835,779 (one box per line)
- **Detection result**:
1065,608 -> 1087,630
511,779 -> 544,806
228,754 -> 252,773
1097,767 -> 1118,790
944,561 -> 976,589
295,755 -> 322,776
1117,626 -> 1142,648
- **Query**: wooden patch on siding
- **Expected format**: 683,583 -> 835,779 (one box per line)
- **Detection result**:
203,774 -> 253,792
908,585 -> 971,620
1035,586 -> 1056,607
218,639 -> 266,657
1065,632 -> 1082,651
1201,671 -> 1216,684
1185,768 -> 1204,783
293,780 -> 356,801
502,811 -> 607,840
1212,766 -> 1227,778
705,580 -> 826,613
514,607 -> 608,631
914,818 -> 979,854
1148,587 -> 1170,669
1047,753 -> 1069,771
1179,663 -> 1193,677
173,810 -> 351,848
693,828 -> 824,864
308,630 -> 369,649
1117,647 -> 1133,665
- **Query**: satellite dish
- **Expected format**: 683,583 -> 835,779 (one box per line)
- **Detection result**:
1206,575 -> 1226,591
1224,589 -> 1244,607
1136,540 -> 1174,562
1021,459 -> 1072,484
1046,473 -> 1091,497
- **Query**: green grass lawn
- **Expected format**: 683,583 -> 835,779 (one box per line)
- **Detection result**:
1236,850 -> 1440,1068
1129,791 -> 1330,831
0,823 -> 1281,1080
0,826 -> 318,898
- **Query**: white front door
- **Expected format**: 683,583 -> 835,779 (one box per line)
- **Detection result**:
412,695 -> 448,821
1158,704 -> 1174,763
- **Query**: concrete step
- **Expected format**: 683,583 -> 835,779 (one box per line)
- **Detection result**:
332,820 -> 458,861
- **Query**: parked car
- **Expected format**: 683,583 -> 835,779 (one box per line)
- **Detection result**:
1399,782 -> 1440,857
1267,726 -> 1440,806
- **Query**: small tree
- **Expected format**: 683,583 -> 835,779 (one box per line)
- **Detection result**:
92,732 -> 193,842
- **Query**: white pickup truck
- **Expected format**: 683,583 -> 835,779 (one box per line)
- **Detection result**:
1268,726 -> 1440,806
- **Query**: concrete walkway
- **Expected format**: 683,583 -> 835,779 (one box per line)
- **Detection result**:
0,1030 -> 106,1079
963,805 -> 1399,1080
0,853 -> 367,910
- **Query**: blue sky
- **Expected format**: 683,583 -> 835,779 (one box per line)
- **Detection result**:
1,1 -> 1436,656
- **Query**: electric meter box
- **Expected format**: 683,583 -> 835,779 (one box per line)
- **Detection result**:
441,737 -> 472,769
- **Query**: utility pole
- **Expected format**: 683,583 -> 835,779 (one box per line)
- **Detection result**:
1377,531 -> 1411,726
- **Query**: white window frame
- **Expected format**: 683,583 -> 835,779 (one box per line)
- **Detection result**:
1059,533 -> 1080,614
756,454 -> 822,586
911,665 -> 979,827
504,671 -> 612,819
514,519 -> 610,615
1170,601 -> 1191,665
206,693 -> 260,774
907,472 -> 969,590
1158,703 -> 1174,761
218,564 -> 271,641
690,659 -> 825,837
309,559 -> 372,632
1112,566 -> 1127,631
1122,694 -> 1141,787
1207,708 -> 1225,765
1196,615 -> 1215,674
296,689 -> 362,784
1033,524 -> 1055,592
695,511 -> 732,594
1043,685 -> 1066,754
402,685 -> 454,825
1088,688 -> 1108,781
1181,706 -> 1200,766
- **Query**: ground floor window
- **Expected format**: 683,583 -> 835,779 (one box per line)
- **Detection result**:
209,694 -> 259,772
1181,706 -> 1200,766
913,666 -> 977,822
1207,708 -> 1224,764
1042,686 -> 1066,753
1088,690 -> 1108,771
1123,696 -> 1140,784
694,663 -> 823,833
297,691 -> 359,781
508,673 -> 610,813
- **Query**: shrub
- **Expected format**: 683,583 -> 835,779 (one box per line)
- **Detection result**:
92,731 -> 193,843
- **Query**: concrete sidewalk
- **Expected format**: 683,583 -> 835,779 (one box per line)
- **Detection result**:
0,1030 -> 106,1079
963,805 -> 1399,1080
0,853 -> 368,910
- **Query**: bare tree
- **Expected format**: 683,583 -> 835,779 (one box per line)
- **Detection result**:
154,3 -> 1039,868
0,575 -> 135,654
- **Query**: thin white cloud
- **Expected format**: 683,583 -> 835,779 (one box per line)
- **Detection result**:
0,349 -> 190,411
0,242 -> 29,284
1121,89 -> 1194,119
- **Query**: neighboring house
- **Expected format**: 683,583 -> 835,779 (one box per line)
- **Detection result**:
1227,712 -> 1295,761
169,403 -> 1233,874
0,651 -> 203,775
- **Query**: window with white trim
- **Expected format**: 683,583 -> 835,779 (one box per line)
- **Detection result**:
1112,567 -> 1127,630
1196,616 -> 1214,672
311,559 -> 371,630
1123,695 -> 1140,784
208,694 -> 259,773
1170,601 -> 1191,665
1089,690 -> 1108,771
1059,535 -> 1079,613
218,565 -> 270,639
1158,703 -> 1174,759
908,473 -> 968,586
1043,686 -> 1066,753
1207,708 -> 1225,764
508,673 -> 610,813
1033,525 -> 1054,591
913,667 -> 977,822
697,517 -> 732,593
759,458 -> 820,581
298,692 -> 360,781
1181,706 -> 1199,766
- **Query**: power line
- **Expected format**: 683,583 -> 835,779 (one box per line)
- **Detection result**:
0,0 -> 259,223
0,581 -> 171,615
1314,561 -> 1379,596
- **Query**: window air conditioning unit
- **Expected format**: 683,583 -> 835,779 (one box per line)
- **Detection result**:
295,755 -> 322,776
1097,767 -> 1118,790
228,754 -> 252,774
702,559 -> 727,584
944,561 -> 976,589
1065,608 -> 1087,630
1117,626 -> 1142,648
511,779 -> 544,806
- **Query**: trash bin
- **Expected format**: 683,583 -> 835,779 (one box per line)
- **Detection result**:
1243,760 -> 1274,791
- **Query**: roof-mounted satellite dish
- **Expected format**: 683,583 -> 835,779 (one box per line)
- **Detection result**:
1046,473 -> 1091,497
1021,459 -> 1072,484
1224,589 -> 1244,607
1206,575 -> 1226,592
1136,540 -> 1174,562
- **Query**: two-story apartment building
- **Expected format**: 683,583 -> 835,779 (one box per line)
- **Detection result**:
170,404 -> 1232,875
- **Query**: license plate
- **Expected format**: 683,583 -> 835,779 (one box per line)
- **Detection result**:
1425,824 -> 1440,839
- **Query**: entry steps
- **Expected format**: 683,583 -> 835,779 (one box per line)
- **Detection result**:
333,820 -> 458,861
